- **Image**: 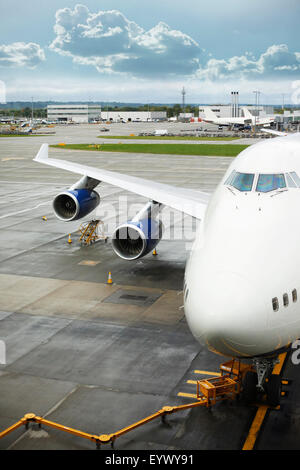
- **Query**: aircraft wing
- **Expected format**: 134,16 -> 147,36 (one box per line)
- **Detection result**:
34,144 -> 210,220
261,129 -> 288,137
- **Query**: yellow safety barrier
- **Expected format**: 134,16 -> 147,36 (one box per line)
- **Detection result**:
0,402 -> 209,449
0,359 -> 255,449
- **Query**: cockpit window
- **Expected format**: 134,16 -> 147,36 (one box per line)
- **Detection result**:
224,170 -> 236,186
290,172 -> 300,187
231,172 -> 254,192
225,170 -> 300,193
286,173 -> 297,188
256,174 -> 286,193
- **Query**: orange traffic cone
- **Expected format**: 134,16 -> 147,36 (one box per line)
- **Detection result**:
68,234 -> 72,244
152,248 -> 157,256
107,272 -> 113,284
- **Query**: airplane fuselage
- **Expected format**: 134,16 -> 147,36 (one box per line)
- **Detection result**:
184,134 -> 300,358
202,112 -> 274,128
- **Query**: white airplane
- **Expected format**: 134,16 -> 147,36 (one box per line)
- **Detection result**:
242,107 -> 276,127
201,107 -> 275,128
34,132 -> 299,405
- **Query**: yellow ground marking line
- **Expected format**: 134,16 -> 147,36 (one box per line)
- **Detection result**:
194,370 -> 221,376
178,370 -> 227,397
272,353 -> 286,375
242,352 -> 287,451
178,371 -> 221,396
177,392 -> 198,399
242,406 -> 269,450
187,378 -> 221,385
178,371 -> 222,396
1,157 -> 25,161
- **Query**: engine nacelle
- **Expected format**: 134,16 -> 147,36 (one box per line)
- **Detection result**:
112,217 -> 163,260
53,189 -> 100,221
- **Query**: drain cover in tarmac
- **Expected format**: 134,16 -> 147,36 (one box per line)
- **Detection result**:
103,289 -> 161,306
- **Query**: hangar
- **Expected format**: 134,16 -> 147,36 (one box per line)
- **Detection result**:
100,110 -> 167,122
47,105 -> 167,123
47,104 -> 102,123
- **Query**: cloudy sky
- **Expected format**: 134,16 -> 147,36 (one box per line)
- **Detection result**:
0,0 -> 299,104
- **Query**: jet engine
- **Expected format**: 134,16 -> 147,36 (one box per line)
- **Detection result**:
53,175 -> 100,221
112,201 -> 163,260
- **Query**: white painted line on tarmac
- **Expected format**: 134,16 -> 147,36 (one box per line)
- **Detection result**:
0,201 -> 52,219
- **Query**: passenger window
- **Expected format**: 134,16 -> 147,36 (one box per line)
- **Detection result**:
256,174 -> 286,193
272,297 -> 279,312
283,293 -> 289,307
292,289 -> 297,303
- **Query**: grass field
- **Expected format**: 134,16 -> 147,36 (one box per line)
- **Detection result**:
97,135 -> 240,141
51,143 -> 249,157
0,134 -> 46,137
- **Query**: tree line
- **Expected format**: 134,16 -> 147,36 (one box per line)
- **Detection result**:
0,104 -> 199,119
105,104 -> 199,117
0,107 -> 47,118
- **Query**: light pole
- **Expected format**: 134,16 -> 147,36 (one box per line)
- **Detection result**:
253,90 -> 261,128
182,86 -> 186,119
231,91 -> 239,117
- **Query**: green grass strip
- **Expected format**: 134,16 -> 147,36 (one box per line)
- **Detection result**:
51,143 -> 249,157
97,135 -> 240,141
0,134 -> 45,137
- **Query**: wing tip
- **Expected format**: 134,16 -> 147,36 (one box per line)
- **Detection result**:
34,143 -> 49,161
261,129 -> 288,137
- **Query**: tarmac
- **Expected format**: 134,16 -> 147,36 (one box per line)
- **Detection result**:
0,122 -> 298,451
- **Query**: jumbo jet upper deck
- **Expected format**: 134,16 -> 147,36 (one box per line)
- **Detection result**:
219,133 -> 300,198
229,132 -> 300,171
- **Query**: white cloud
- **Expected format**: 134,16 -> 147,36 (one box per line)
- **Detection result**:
50,5 -> 203,77
198,44 -> 300,80
0,42 -> 45,68
49,5 -> 300,82
258,44 -> 300,74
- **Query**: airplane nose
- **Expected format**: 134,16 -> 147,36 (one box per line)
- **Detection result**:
184,270 -> 268,357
